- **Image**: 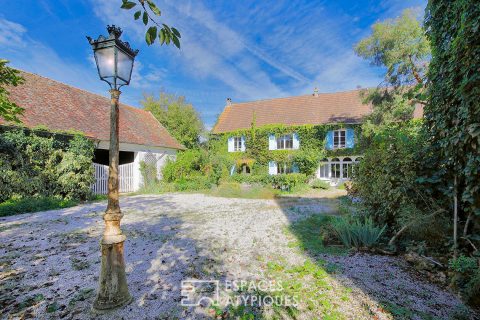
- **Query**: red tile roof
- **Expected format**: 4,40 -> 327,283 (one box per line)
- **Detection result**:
1,71 -> 184,150
212,89 -> 423,133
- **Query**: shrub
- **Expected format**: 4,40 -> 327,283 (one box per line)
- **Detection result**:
0,196 -> 78,217
310,179 -> 330,190
449,256 -> 480,307
140,160 -> 158,187
353,122 -> 428,228
269,173 -> 307,191
0,129 -> 94,202
332,216 -> 386,249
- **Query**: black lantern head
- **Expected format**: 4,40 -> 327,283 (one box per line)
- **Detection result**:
87,25 -> 139,89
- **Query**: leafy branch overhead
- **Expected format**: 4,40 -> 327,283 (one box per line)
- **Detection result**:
0,59 -> 24,123
120,0 -> 181,48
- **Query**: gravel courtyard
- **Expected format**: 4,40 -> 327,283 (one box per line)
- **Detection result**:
0,193 -> 472,319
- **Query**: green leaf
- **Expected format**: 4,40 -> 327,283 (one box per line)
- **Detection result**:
143,11 -> 148,25
120,1 -> 136,9
134,10 -> 141,20
159,29 -> 166,45
172,35 -> 180,49
162,23 -> 172,33
147,0 -> 161,16
145,26 -> 157,45
172,27 -> 181,38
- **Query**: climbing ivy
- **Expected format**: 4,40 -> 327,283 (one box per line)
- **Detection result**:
209,123 -> 364,176
425,1 -> 480,225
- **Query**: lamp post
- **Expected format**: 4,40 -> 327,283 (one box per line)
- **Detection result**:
87,25 -> 138,312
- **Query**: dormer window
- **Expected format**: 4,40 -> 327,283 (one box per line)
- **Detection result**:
276,134 -> 293,150
333,130 -> 346,149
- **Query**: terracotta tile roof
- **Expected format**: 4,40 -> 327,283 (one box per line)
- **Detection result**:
1,71 -> 184,150
212,89 -> 423,133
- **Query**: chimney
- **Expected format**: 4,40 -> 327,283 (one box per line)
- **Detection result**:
226,98 -> 232,106
313,87 -> 319,97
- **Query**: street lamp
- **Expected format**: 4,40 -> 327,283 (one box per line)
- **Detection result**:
87,25 -> 138,312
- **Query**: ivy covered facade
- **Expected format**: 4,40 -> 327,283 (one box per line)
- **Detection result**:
211,89 -> 375,185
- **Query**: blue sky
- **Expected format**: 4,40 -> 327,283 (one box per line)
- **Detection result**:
0,0 -> 426,128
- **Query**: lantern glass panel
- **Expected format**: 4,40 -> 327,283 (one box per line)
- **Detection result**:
117,49 -> 134,85
94,47 -> 115,81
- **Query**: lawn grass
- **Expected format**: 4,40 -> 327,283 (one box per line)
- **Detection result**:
207,182 -> 281,199
287,215 -> 349,256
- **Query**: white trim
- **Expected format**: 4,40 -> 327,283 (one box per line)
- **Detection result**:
96,141 -> 179,154
316,156 -> 362,186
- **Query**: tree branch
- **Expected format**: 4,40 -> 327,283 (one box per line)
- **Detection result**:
408,54 -> 423,85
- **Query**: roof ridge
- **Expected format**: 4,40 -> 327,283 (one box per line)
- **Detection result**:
229,88 -> 367,106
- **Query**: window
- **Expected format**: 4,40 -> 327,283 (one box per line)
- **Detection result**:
277,162 -> 292,174
233,137 -> 243,151
342,157 -> 353,179
276,134 -> 293,150
333,130 -> 346,149
319,159 -> 329,178
331,158 -> 341,178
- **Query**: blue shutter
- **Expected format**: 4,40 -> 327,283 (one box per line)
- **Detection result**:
241,136 -> 246,152
326,131 -> 334,150
227,137 -> 234,152
268,134 -> 277,150
268,161 -> 277,175
346,128 -> 355,148
292,133 -> 300,149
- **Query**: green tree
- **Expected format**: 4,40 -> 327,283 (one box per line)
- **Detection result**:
0,60 -> 24,123
142,91 -> 204,149
120,0 -> 181,48
354,9 -> 430,130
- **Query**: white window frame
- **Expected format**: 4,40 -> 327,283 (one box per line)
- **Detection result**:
276,134 -> 294,150
333,130 -> 346,149
233,136 -> 243,152
277,162 -> 292,174
318,156 -> 361,181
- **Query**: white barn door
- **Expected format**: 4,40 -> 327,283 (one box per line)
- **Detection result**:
92,162 -> 135,194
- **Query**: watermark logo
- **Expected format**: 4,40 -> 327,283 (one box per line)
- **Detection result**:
180,279 -> 298,308
181,280 -> 220,307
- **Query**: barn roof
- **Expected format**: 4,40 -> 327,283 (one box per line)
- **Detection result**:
2,71 -> 184,150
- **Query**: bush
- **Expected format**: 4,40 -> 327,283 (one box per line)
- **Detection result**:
332,216 -> 386,249
310,179 -> 330,190
354,122 -> 427,228
268,173 -> 307,191
162,149 -> 231,187
449,256 -> 480,306
0,196 -> 78,217
0,129 -> 94,202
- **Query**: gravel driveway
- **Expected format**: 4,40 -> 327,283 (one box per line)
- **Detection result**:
0,193 -> 471,319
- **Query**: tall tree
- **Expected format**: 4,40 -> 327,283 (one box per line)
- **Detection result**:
354,9 -> 430,129
0,60 -> 24,123
142,92 -> 203,149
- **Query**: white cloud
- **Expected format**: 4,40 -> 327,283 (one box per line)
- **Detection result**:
0,18 -> 27,47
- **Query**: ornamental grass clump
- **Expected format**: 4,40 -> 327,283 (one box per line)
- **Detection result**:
332,216 -> 386,249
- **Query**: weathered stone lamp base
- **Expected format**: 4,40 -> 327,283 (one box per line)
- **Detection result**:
92,238 -> 132,312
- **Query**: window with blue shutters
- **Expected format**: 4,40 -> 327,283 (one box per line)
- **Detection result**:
333,129 -> 346,149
